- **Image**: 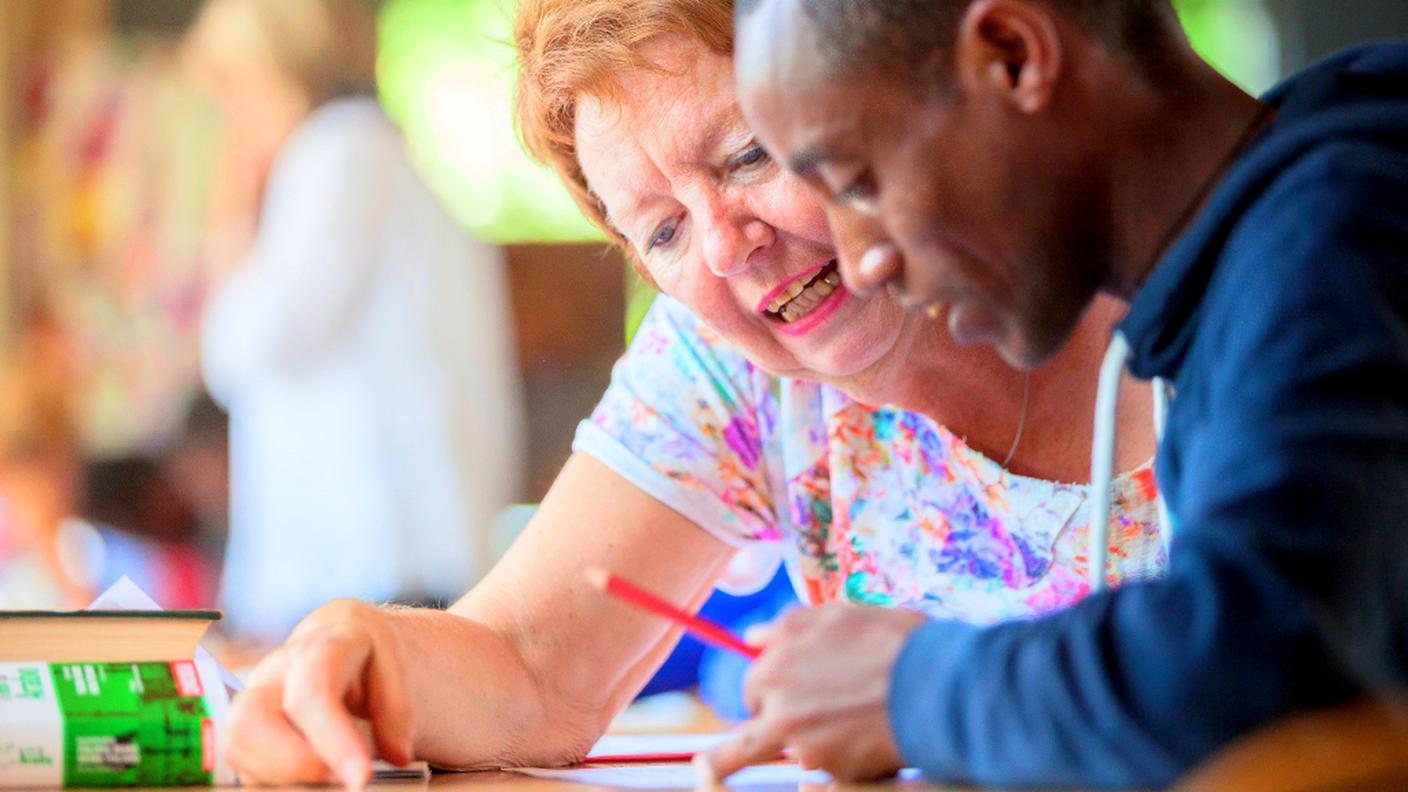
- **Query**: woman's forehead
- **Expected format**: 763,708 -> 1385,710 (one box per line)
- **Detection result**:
574,46 -> 753,231
574,96 -> 672,238
576,35 -> 745,159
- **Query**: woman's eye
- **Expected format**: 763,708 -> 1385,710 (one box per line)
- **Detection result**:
647,223 -> 677,252
728,143 -> 771,174
737,145 -> 768,167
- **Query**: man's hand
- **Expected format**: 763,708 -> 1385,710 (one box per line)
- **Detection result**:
696,604 -> 927,783
221,600 -> 417,787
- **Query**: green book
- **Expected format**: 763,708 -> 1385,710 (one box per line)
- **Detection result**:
0,658 -> 233,787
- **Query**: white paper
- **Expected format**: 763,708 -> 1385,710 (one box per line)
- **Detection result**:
587,733 -> 731,760
86,576 -> 244,693
85,575 -> 163,613
370,760 -> 431,779
511,763 -> 831,789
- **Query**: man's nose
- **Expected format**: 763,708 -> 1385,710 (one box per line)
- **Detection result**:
828,205 -> 902,297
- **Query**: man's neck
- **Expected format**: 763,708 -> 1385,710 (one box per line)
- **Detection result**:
1100,58 -> 1268,300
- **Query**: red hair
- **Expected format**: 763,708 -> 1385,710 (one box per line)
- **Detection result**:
514,0 -> 734,258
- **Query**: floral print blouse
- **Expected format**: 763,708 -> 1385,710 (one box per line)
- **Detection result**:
573,297 -> 1165,624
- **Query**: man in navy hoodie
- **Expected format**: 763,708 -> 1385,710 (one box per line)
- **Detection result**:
700,0 -> 1408,787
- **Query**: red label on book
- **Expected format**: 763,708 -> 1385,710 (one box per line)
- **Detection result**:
171,659 -> 202,697
202,717 -> 215,771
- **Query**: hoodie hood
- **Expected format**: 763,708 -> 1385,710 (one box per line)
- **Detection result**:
1120,42 -> 1408,381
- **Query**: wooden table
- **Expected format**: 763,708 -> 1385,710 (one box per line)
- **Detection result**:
122,698 -> 1408,792
1172,697 -> 1408,792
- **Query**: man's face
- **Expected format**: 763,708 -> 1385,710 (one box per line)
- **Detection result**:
735,0 -> 1106,369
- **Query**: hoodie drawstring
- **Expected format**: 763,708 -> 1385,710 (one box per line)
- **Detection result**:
1088,334 -> 1131,593
1151,378 -> 1174,559
1088,332 -> 1173,593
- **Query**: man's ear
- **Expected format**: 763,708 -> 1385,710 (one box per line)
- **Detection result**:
953,0 -> 1062,114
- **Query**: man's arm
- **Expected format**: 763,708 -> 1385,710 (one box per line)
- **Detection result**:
890,145 -> 1408,788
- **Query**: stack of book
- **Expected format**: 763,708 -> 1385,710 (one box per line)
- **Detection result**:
0,610 -> 233,787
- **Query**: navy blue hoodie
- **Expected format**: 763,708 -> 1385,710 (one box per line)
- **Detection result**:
889,42 -> 1408,788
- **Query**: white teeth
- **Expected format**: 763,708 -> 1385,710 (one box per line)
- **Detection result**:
768,278 -> 813,313
769,265 -> 840,324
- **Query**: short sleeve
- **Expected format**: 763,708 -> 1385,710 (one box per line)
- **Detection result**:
573,297 -> 785,549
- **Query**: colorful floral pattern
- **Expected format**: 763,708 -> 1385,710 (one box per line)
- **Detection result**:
574,298 -> 1165,624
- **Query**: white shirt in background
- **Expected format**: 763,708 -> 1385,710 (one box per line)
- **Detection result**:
202,97 -> 523,640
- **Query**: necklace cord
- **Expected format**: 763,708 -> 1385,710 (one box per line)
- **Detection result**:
1001,372 -> 1032,469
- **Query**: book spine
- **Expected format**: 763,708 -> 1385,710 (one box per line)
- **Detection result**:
0,659 -> 232,787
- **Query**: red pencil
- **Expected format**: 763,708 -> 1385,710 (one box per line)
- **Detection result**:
584,567 -> 762,660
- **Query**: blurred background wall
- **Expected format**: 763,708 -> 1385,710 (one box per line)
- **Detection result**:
0,0 -> 1403,639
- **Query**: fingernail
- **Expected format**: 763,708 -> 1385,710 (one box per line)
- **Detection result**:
340,757 -> 368,788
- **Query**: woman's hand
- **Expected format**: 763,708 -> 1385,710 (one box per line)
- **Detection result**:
222,600 -> 416,787
221,455 -> 735,783
697,604 -> 928,782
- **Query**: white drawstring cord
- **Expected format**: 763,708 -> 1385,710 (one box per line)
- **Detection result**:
1089,333 -> 1132,593
1151,377 -> 1174,559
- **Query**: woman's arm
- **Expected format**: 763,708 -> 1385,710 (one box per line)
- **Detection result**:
223,453 -> 735,785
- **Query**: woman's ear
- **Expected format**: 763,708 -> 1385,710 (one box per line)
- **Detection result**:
954,0 -> 1063,115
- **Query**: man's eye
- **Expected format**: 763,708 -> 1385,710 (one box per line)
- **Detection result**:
835,170 -> 877,206
647,223 -> 677,252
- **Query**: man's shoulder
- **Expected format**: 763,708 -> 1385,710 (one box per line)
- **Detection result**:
1217,137 -> 1408,299
1193,137 -> 1408,393
1263,136 -> 1408,202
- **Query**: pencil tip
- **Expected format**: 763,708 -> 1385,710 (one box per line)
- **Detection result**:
583,566 -> 610,590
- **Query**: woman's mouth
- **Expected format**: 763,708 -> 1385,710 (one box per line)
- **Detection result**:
763,261 -> 842,324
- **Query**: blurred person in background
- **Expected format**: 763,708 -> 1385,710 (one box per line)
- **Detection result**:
185,0 -> 524,642
0,310 -> 87,608
0,314 -> 227,610
74,394 -> 230,610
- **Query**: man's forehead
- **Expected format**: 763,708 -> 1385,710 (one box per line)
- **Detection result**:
735,0 -> 815,80
735,0 -> 844,152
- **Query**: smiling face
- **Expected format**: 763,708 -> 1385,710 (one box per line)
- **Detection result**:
573,36 -> 909,381
734,0 -> 1109,369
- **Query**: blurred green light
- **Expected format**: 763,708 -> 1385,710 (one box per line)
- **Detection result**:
1175,0 -> 1281,95
377,0 -> 602,244
379,0 -> 1281,246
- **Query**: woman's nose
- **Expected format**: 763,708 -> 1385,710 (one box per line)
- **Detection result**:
700,206 -> 773,278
